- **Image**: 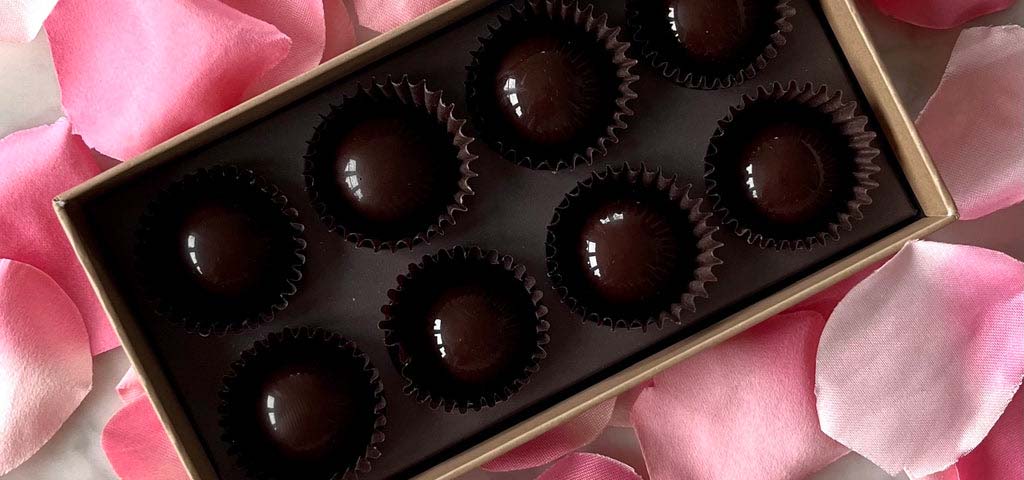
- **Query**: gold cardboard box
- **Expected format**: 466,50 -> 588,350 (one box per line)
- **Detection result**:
54,0 -> 956,478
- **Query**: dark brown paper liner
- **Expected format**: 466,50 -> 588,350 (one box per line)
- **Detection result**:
466,0 -> 638,171
219,327 -> 386,480
626,0 -> 795,90
546,163 -> 722,331
135,165 -> 306,335
705,81 -> 881,250
304,76 -> 478,252
380,246 -> 550,413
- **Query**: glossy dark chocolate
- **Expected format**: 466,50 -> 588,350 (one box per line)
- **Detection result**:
333,111 -> 455,225
177,203 -> 273,297
665,0 -> 759,64
493,33 -> 602,145
257,364 -> 361,461
577,199 -> 680,305
422,282 -> 530,385
732,122 -> 841,225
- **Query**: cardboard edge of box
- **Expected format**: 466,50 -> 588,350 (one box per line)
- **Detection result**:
52,0 -> 957,478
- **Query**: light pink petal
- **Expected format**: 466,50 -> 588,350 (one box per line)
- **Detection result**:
116,367 -> 146,404
352,0 -> 450,33
483,398 -> 615,472
221,0 -> 326,97
922,466 -> 961,480
536,453 -> 642,480
609,381 -> 651,428
0,259 -> 92,475
44,0 -> 290,160
0,0 -> 58,43
872,0 -> 1017,29
916,26 -> 1024,220
0,118 -> 116,354
633,311 -> 848,479
956,389 -> 1024,480
816,240 -> 1024,478
323,0 -> 358,62
102,396 -> 189,480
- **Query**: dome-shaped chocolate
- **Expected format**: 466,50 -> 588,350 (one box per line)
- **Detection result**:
733,122 -> 840,225
332,110 -> 458,225
493,32 -> 603,146
577,199 -> 681,305
178,203 -> 274,297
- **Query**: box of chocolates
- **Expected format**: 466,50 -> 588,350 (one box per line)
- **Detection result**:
55,0 -> 956,478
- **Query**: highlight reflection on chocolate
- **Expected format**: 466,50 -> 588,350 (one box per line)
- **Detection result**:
178,203 -> 273,297
493,33 -> 602,145
578,199 -> 680,305
424,282 -> 532,385
665,0 -> 758,65
736,122 -> 840,225
332,110 -> 455,225
257,364 -> 362,461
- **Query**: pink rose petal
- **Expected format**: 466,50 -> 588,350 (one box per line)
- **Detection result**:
816,240 -> 1024,477
352,0 -> 449,33
0,0 -> 58,43
102,394 -> 189,480
536,453 -> 642,480
45,0 -> 290,160
0,118 -> 116,354
633,311 -> 848,480
917,26 -> 1024,220
483,398 -> 616,472
323,0 -> 358,61
872,0 -> 1017,29
956,389 -> 1024,480
116,368 -> 146,404
221,0 -> 326,97
0,259 -> 92,475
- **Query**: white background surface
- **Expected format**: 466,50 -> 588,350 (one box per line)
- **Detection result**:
1,0 -> 1021,478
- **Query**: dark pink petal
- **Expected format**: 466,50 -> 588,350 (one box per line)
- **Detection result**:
535,453 -> 642,480
0,118 -> 115,354
45,0 -> 290,160
483,398 -> 616,472
323,0 -> 358,61
0,259 -> 91,475
633,311 -> 847,479
221,0 -> 326,97
816,241 -> 1024,477
872,0 -> 1017,29
102,396 -> 189,480
917,26 -> 1024,220
352,0 -> 450,33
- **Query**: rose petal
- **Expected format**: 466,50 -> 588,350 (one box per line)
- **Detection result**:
816,240 -> 1024,477
323,0 -> 358,62
633,311 -> 848,479
0,118 -> 116,354
102,395 -> 189,480
0,259 -> 92,475
535,453 -> 642,480
872,0 -> 1017,29
916,26 -> 1024,220
483,398 -> 616,472
956,389 -> 1024,480
352,0 -> 449,33
44,0 -> 290,160
116,368 -> 146,405
0,0 -> 58,43
221,0 -> 326,97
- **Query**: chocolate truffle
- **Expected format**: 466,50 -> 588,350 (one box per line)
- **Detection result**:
493,33 -> 603,146
734,122 -> 840,225
421,282 -> 535,385
577,199 -> 681,305
178,203 -> 274,297
257,363 -> 368,462
332,109 -> 459,225
666,0 -> 760,65
382,246 -> 548,411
